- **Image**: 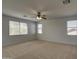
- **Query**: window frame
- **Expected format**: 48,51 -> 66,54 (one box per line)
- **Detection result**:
20,22 -> 28,35
9,20 -> 28,36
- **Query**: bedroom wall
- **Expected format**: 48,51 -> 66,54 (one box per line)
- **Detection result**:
37,16 -> 77,45
2,15 -> 37,47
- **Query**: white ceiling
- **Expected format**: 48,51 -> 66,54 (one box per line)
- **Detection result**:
3,0 -> 77,21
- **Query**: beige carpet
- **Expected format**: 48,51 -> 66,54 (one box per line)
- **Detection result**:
3,40 -> 76,59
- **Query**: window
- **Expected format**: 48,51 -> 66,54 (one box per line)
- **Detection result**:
20,23 -> 28,34
9,21 -> 28,35
37,24 -> 42,34
67,20 -> 77,35
30,23 -> 36,34
9,21 -> 19,35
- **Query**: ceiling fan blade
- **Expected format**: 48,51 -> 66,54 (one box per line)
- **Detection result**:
42,17 -> 47,19
41,15 -> 47,19
41,11 -> 53,16
23,7 -> 38,19
24,7 -> 37,15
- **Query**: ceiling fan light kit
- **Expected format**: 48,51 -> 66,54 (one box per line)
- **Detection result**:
36,16 -> 42,20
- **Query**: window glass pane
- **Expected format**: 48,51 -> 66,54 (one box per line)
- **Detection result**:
30,23 -> 35,34
20,23 -> 28,34
67,27 -> 77,35
37,24 -> 42,34
9,21 -> 19,35
67,20 -> 77,27
67,20 -> 77,35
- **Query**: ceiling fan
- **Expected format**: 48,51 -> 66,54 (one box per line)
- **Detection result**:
24,11 -> 47,21
36,12 -> 47,21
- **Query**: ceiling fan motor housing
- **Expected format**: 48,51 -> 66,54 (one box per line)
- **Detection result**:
37,12 -> 41,17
